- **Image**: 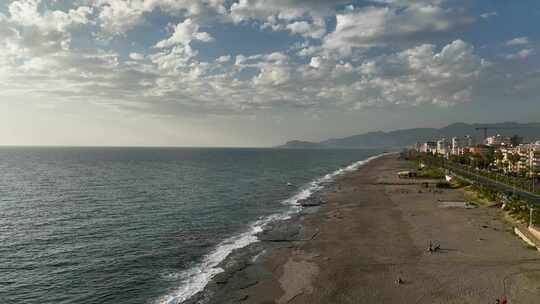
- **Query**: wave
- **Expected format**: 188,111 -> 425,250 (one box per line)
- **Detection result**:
154,152 -> 389,304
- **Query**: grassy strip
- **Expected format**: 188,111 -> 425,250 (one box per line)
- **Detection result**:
416,166 -> 445,179
422,161 -> 540,225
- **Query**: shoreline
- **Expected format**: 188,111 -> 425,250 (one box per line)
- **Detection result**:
186,154 -> 540,304
166,153 -> 391,304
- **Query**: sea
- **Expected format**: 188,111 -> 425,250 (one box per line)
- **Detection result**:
0,147 -> 385,304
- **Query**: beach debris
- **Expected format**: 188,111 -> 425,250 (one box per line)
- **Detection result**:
239,280 -> 259,290
439,201 -> 477,209
309,229 -> 320,240
397,170 -> 417,178
297,198 -> 323,207
427,241 -> 441,253
237,294 -> 249,301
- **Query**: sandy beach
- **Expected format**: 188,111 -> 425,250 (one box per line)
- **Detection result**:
194,154 -> 540,304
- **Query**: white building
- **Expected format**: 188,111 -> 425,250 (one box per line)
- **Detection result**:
522,144 -> 540,175
501,144 -> 540,175
486,134 -> 511,147
437,138 -> 450,155
419,141 -> 437,154
530,148 -> 540,175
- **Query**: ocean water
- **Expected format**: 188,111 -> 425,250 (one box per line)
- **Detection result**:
0,147 -> 384,304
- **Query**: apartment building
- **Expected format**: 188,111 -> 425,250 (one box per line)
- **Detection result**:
437,138 -> 450,155
486,134 -> 511,147
451,135 -> 473,155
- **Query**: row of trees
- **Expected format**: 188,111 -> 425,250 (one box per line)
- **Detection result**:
420,151 -> 540,194
414,151 -> 540,236
449,151 -> 494,169
449,150 -> 527,175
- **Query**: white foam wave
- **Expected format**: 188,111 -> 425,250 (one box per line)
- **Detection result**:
154,152 -> 390,304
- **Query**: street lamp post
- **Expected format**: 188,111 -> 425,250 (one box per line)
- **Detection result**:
530,207 -> 534,228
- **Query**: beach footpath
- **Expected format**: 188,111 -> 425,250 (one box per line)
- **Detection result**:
192,154 -> 540,304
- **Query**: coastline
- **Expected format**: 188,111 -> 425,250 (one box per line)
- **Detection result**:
186,154 -> 540,304
160,153 -> 390,304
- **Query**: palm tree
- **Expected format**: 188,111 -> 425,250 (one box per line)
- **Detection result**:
494,150 -> 504,167
484,149 -> 495,169
471,153 -> 482,169
508,153 -> 521,174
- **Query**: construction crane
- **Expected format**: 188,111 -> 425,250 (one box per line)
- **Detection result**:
475,126 -> 529,143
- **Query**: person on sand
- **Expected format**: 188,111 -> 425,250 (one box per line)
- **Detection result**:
427,241 -> 433,253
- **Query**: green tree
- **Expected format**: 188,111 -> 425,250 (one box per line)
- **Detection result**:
483,149 -> 495,169
469,152 -> 483,169
494,150 -> 504,167
461,151 -> 473,166
508,153 -> 521,173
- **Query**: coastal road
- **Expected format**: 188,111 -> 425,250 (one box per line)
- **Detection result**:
446,164 -> 540,205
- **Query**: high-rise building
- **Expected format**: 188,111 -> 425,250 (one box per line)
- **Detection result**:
437,138 -> 450,155
451,135 -> 473,155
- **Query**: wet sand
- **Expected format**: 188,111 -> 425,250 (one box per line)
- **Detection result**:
195,154 -> 540,304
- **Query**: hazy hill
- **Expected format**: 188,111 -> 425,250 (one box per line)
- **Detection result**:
277,140 -> 326,149
278,122 -> 540,149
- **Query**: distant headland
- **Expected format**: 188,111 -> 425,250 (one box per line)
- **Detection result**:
277,122 -> 540,149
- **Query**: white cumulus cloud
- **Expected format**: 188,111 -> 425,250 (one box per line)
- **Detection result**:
154,18 -> 213,48
216,55 -> 231,63
1,0 -> 538,122
129,52 -> 145,60
323,4 -> 474,56
286,17 -> 326,39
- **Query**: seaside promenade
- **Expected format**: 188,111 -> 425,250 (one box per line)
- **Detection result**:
444,162 -> 540,205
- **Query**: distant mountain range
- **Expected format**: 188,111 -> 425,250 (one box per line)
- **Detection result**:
277,122 -> 540,149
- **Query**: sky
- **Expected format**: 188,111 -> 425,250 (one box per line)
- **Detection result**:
1,0 -> 540,147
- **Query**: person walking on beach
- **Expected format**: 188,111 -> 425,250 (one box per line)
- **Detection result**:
495,296 -> 508,304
